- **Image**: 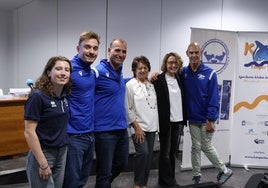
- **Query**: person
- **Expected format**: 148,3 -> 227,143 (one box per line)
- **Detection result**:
63,31 -> 100,188
126,56 -> 159,188
24,56 -> 72,188
182,42 -> 233,185
152,52 -> 187,187
94,38 -> 129,188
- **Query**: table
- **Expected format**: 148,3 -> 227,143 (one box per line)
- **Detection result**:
0,97 -> 29,157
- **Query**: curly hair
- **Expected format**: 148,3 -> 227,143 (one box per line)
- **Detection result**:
34,56 -> 72,97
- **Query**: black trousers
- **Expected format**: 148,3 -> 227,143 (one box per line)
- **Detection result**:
158,122 -> 184,186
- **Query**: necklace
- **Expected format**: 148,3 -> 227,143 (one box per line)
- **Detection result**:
138,81 -> 157,109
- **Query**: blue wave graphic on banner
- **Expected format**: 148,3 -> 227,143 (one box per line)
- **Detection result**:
244,61 -> 268,67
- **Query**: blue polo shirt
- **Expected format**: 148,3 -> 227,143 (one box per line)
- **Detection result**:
24,89 -> 69,148
94,59 -> 127,132
66,55 -> 95,134
182,63 -> 219,123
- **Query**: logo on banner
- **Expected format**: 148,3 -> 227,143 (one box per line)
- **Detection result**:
241,120 -> 254,126
201,39 -> 229,74
254,139 -> 265,144
244,40 -> 268,68
257,121 -> 268,126
248,129 -> 255,134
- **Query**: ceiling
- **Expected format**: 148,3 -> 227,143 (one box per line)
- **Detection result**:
0,0 -> 33,10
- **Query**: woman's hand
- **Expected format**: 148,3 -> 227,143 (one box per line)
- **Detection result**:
39,164 -> 52,180
133,123 -> 145,143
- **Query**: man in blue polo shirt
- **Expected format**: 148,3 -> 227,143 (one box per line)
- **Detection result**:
63,31 -> 100,188
182,42 -> 233,185
94,38 -> 129,188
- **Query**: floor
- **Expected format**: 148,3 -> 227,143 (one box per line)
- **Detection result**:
84,163 -> 268,188
0,137 -> 267,188
1,163 -> 267,188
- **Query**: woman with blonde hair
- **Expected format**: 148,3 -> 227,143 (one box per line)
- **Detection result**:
152,52 -> 187,187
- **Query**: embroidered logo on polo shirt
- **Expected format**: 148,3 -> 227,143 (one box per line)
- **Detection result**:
51,101 -> 57,108
63,98 -> 68,107
197,73 -> 205,80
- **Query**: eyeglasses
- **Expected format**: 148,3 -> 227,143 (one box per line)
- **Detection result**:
188,51 -> 199,55
167,61 -> 177,65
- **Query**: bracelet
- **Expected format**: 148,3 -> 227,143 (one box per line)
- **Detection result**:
39,164 -> 49,170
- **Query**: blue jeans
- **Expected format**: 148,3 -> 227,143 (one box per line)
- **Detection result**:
94,129 -> 129,188
63,133 -> 95,188
26,146 -> 67,188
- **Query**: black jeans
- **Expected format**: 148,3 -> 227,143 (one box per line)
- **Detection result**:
158,122 -> 184,186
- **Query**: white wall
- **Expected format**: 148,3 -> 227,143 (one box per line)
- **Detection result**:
106,0 -> 162,77
161,0 -> 223,65
0,10 -> 9,92
17,0 -> 58,89
57,0 -> 107,66
222,0 -> 268,31
0,0 -> 268,93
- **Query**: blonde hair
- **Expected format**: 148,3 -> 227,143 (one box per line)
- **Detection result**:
161,52 -> 183,72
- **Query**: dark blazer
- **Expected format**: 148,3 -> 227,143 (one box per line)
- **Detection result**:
153,72 -> 187,134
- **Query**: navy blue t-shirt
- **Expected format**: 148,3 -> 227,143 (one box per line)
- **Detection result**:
24,89 -> 69,148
